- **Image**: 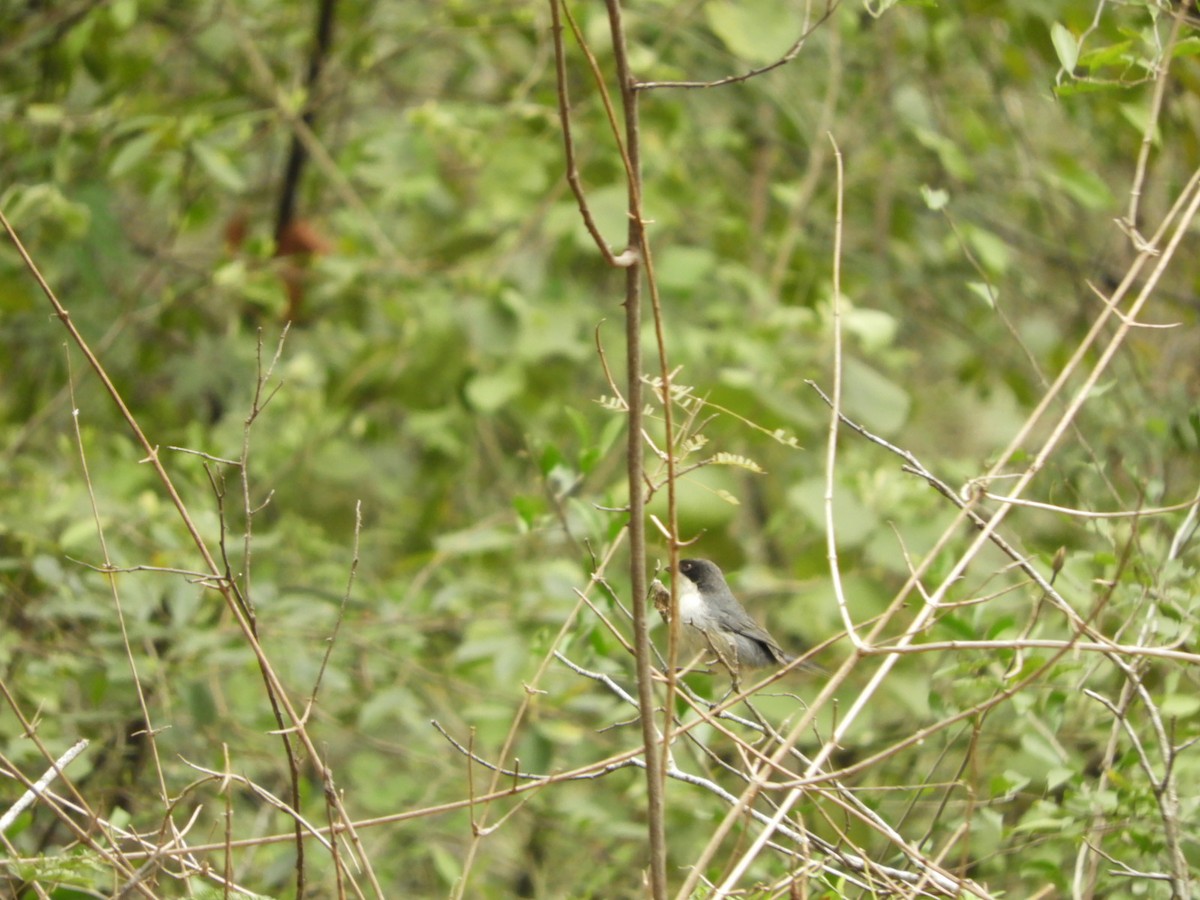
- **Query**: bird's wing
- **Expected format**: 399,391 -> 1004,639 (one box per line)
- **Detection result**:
715,609 -> 791,665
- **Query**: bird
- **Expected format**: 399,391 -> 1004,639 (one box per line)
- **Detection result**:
652,558 -> 797,679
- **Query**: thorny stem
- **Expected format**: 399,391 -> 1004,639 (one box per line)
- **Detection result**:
598,1 -> 669,894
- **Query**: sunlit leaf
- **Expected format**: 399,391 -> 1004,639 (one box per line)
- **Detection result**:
707,452 -> 764,473
1050,22 -> 1079,74
921,184 -> 950,210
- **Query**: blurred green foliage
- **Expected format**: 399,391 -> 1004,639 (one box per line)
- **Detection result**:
2,0 -> 1199,897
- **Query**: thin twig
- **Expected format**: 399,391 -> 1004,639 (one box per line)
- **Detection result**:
634,1 -> 839,91
547,0 -> 638,268
0,210 -> 385,897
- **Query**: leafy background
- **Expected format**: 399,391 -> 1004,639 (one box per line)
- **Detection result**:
2,0 -> 1199,897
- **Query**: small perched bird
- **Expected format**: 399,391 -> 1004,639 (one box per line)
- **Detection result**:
652,558 -> 796,679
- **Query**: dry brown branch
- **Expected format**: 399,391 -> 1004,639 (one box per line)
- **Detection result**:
0,739 -> 88,835
548,0 -> 639,269
0,210 -> 386,896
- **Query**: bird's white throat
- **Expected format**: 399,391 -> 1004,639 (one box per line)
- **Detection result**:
676,576 -> 706,625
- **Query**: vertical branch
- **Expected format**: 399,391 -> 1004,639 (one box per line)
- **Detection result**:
602,2 -> 668,896
237,326 -> 309,896
822,135 -> 861,650
274,0 -> 338,242
1125,9 -> 1182,230
682,136 -> 855,900
643,178 -> 681,857
546,0 -> 666,890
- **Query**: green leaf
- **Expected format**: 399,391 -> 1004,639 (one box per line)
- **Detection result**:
109,0 -> 138,30
1050,22 -> 1078,74
920,184 -> 949,210
434,524 -> 516,555
191,139 -> 246,192
13,849 -> 107,885
512,494 -> 544,529
25,104 -> 65,125
912,127 -> 974,180
966,281 -> 997,309
1159,693 -> 1200,718
769,428 -> 801,448
1078,39 -> 1133,70
464,366 -> 525,413
844,306 -> 899,351
1044,156 -> 1115,210
963,224 -> 1011,275
707,452 -> 765,473
990,769 -> 1029,800
109,130 -> 161,178
1118,101 -> 1159,144
1,183 -> 91,235
1054,79 -> 1123,97
841,356 -> 911,435
431,842 -> 463,888
1013,800 -> 1075,833
538,443 -> 565,477
787,478 -> 877,548
1045,767 -> 1075,791
1173,36 -> 1200,58
704,0 -> 799,64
